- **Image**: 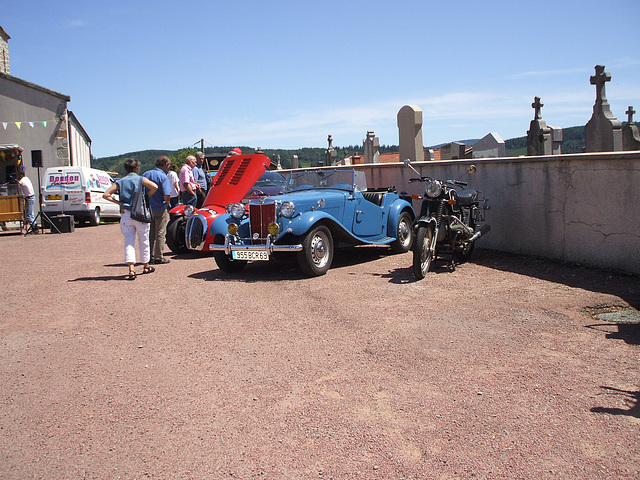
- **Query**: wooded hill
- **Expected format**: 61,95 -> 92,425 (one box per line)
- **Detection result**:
92,125 -> 591,176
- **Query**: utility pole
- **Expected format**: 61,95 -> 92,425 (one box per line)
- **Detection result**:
200,138 -> 204,153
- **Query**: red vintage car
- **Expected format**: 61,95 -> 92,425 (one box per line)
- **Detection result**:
166,153 -> 271,253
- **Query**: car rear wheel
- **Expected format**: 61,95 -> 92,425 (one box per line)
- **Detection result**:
89,207 -> 100,226
166,216 -> 189,254
390,211 -> 413,253
297,225 -> 333,276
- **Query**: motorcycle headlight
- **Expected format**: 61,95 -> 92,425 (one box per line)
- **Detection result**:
280,201 -> 295,218
226,202 -> 245,220
425,180 -> 443,198
183,205 -> 196,217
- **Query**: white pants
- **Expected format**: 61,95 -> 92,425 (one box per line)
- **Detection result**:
120,210 -> 150,264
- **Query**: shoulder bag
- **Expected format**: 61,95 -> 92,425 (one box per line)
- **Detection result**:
130,175 -> 153,223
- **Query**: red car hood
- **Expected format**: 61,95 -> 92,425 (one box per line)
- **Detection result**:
203,153 -> 271,209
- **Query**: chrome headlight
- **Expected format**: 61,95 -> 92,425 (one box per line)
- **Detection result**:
279,201 -> 295,218
183,205 -> 196,217
425,180 -> 443,198
226,202 -> 245,220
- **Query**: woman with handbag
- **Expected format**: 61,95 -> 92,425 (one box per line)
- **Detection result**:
103,158 -> 158,280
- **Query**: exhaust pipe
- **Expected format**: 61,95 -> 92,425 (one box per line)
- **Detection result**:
469,224 -> 490,242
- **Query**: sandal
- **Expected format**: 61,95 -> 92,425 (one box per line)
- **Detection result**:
127,272 -> 137,280
142,266 -> 155,274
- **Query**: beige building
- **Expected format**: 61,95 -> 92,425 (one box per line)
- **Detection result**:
0,26 -> 91,188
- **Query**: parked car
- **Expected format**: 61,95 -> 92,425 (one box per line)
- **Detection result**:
166,153 -> 271,253
191,168 -> 415,276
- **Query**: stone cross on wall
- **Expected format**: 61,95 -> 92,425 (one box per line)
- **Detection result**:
591,65 -> 611,104
532,96 -> 544,120
623,106 -> 640,150
585,65 -> 622,152
627,106 -> 636,124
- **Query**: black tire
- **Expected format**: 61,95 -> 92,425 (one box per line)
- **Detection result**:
412,224 -> 435,279
213,251 -> 247,273
297,225 -> 333,276
390,211 -> 413,253
89,207 -> 100,226
166,217 -> 189,254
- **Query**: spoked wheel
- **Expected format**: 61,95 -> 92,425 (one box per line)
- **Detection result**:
166,216 -> 189,254
297,225 -> 333,276
412,224 -> 435,279
390,211 -> 414,253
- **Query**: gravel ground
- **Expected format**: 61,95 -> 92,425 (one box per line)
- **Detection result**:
0,222 -> 638,479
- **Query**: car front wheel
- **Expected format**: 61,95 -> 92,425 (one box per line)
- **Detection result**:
297,225 -> 333,276
166,216 -> 189,254
213,252 -> 247,273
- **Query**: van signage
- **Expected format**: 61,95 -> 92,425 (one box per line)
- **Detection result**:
49,174 -> 80,185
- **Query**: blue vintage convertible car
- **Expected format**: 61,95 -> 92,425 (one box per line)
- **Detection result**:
187,168 -> 415,276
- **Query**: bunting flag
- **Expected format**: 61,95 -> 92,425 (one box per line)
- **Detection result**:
0,120 -> 52,130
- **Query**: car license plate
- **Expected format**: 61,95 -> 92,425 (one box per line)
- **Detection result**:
47,195 -> 61,200
232,250 -> 269,261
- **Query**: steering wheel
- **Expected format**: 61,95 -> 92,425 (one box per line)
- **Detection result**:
249,189 -> 266,197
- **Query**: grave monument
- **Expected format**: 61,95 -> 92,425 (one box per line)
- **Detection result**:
324,135 -> 337,166
440,142 -> 466,160
585,65 -> 622,152
363,131 -> 380,164
397,105 -> 425,162
622,106 -> 640,150
527,97 -> 551,155
473,132 -> 505,158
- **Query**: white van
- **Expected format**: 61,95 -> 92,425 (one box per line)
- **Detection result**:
41,166 -> 120,225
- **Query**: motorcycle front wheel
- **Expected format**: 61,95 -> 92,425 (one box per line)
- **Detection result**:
413,224 -> 435,279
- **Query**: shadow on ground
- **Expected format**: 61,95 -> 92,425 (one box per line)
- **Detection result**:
591,386 -> 640,419
473,249 -> 640,309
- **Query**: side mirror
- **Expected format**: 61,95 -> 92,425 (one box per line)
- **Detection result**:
467,164 -> 477,174
404,158 -> 420,176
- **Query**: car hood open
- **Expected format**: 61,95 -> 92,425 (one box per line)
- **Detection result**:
203,153 -> 271,209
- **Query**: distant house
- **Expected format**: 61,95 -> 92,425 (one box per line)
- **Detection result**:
0,26 -> 91,188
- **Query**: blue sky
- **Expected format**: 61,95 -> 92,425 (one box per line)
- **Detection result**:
4,0 -> 640,158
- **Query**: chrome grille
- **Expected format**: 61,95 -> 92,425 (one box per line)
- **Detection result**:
249,202 -> 276,245
185,215 -> 207,250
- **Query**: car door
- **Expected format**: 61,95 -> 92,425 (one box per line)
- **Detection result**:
352,193 -> 383,237
60,169 -> 84,211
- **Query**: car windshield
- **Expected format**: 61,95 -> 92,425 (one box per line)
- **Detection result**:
286,170 -> 355,192
253,171 -> 286,188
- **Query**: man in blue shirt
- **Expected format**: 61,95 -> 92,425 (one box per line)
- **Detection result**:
143,156 -> 172,264
193,151 -> 208,208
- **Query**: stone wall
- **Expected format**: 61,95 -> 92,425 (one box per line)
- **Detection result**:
285,151 -> 640,274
